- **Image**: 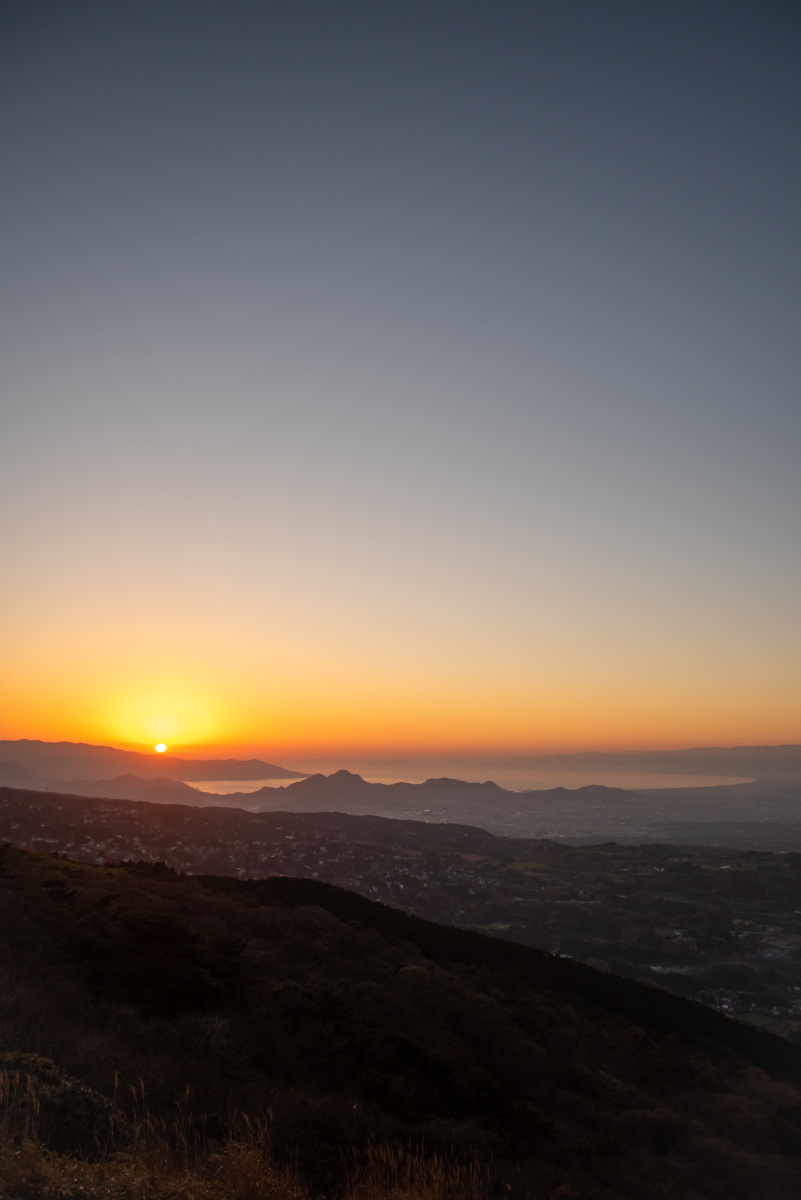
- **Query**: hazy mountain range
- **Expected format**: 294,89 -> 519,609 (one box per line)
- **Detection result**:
477,744 -> 801,781
0,739 -> 305,781
6,739 -> 801,785
1,740 -> 800,845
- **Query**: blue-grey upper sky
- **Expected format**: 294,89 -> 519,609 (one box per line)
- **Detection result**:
1,0 -> 799,753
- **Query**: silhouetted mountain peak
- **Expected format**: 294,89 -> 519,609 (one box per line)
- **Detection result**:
420,777 -> 505,792
287,770 -> 370,796
575,784 -> 644,800
523,783 -> 642,801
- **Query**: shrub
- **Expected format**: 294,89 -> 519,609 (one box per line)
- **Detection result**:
0,1052 -> 119,1153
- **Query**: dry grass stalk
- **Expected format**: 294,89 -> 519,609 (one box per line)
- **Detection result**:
1,1074 -> 482,1200
0,1073 -> 305,1200
346,1144 -> 485,1200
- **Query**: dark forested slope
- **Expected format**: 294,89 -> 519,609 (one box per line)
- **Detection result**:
3,843 -> 801,1198
6,785 -> 801,1031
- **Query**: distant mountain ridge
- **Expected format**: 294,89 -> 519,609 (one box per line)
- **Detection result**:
245,769 -> 640,811
4,738 -> 800,786
2,740 -> 800,842
462,744 -> 801,778
0,739 -> 305,782
0,761 -> 639,811
0,767 -> 277,809
0,757 -> 646,828
185,769 -> 645,828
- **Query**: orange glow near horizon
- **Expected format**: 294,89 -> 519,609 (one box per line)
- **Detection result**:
0,647 -> 798,759
1,558 -> 797,758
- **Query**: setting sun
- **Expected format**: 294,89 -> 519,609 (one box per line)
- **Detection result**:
155,743 -> 167,753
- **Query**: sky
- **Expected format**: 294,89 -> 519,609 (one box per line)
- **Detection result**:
1,0 -> 799,758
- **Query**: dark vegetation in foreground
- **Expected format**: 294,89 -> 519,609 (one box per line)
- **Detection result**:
5,845 -> 801,1198
1,1066 -> 472,1200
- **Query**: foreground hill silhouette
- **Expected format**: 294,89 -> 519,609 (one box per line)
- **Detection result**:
4,843 -> 801,1197
7,785 -> 801,1032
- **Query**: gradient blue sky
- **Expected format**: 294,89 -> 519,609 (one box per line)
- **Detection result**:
1,1 -> 799,753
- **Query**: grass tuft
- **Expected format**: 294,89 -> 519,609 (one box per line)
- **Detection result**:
1,1071 -> 483,1200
